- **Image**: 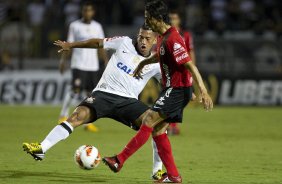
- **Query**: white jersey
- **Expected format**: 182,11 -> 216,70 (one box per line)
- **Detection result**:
93,36 -> 161,99
68,19 -> 105,71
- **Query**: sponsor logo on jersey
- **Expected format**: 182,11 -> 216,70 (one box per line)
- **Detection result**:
173,43 -> 182,50
173,42 -> 186,55
176,52 -> 189,62
117,62 -> 132,75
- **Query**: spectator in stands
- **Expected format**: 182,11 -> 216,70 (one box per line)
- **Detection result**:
64,0 -> 80,26
27,0 -> 46,56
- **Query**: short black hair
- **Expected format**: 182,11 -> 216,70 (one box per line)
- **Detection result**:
145,0 -> 170,24
141,23 -> 152,31
169,9 -> 180,16
82,0 -> 95,10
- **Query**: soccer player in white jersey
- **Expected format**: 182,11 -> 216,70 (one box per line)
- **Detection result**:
23,25 -> 164,180
59,1 -> 108,132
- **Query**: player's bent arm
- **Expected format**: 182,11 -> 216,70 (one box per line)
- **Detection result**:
54,39 -> 104,53
133,54 -> 158,78
189,49 -> 196,65
184,61 -> 213,111
59,51 -> 71,74
69,38 -> 104,49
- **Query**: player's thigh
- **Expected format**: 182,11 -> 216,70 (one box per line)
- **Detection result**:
115,99 -> 149,131
67,105 -> 95,128
152,121 -> 169,136
142,109 -> 167,128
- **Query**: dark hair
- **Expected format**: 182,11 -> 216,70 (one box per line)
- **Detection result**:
82,1 -> 95,10
145,0 -> 170,24
141,23 -> 152,31
169,9 -> 180,16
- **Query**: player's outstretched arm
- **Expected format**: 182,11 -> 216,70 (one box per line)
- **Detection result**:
54,39 -> 104,53
133,53 -> 158,79
184,62 -> 213,111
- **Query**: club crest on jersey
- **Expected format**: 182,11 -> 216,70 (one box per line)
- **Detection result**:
160,46 -> 165,55
117,62 -> 132,74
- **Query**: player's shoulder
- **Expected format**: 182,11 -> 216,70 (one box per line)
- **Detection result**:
105,36 -> 131,43
182,30 -> 193,39
90,20 -> 103,28
69,19 -> 81,27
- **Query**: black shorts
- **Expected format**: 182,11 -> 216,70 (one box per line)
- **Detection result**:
72,69 -> 100,92
151,87 -> 192,123
78,91 -> 149,130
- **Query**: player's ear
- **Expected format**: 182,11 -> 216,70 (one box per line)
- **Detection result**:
153,36 -> 157,44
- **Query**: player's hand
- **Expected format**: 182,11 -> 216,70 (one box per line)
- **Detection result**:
54,40 -> 71,53
133,63 -> 145,79
200,92 -> 213,111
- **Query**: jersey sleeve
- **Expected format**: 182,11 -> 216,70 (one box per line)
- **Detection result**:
103,36 -> 128,50
97,24 -> 105,39
67,23 -> 75,42
167,34 -> 191,65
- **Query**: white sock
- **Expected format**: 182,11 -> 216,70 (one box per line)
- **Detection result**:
152,139 -> 163,174
60,91 -> 77,117
41,121 -> 74,153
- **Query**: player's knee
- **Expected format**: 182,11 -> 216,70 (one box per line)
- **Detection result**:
142,110 -> 157,128
152,122 -> 169,136
67,106 -> 91,127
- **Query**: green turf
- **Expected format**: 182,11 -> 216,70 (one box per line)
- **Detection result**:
0,105 -> 282,184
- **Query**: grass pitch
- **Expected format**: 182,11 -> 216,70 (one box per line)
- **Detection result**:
0,105 -> 281,184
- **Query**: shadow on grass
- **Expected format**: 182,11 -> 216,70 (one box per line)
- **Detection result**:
0,170 -> 108,183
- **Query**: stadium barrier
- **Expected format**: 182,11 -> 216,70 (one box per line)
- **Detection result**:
0,71 -> 70,105
1,71 -> 281,106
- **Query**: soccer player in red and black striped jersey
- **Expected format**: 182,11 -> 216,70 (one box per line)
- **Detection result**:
103,0 -> 213,183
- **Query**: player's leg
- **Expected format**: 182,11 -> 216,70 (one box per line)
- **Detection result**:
133,110 -> 165,180
59,69 -> 82,122
23,105 -> 95,160
103,109 -> 166,172
151,139 -> 165,180
152,122 -> 182,183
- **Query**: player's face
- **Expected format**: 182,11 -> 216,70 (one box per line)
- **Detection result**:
169,13 -> 181,27
137,29 -> 156,56
82,6 -> 95,21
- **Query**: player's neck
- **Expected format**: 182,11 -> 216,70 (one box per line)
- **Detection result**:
158,24 -> 171,35
82,18 -> 92,24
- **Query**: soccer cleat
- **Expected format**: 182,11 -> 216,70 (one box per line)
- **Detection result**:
23,142 -> 45,161
58,116 -> 68,124
154,173 -> 182,183
152,170 -> 167,180
84,124 -> 99,132
102,156 -> 123,173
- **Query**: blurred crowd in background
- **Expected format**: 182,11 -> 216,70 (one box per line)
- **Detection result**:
0,0 -> 281,70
